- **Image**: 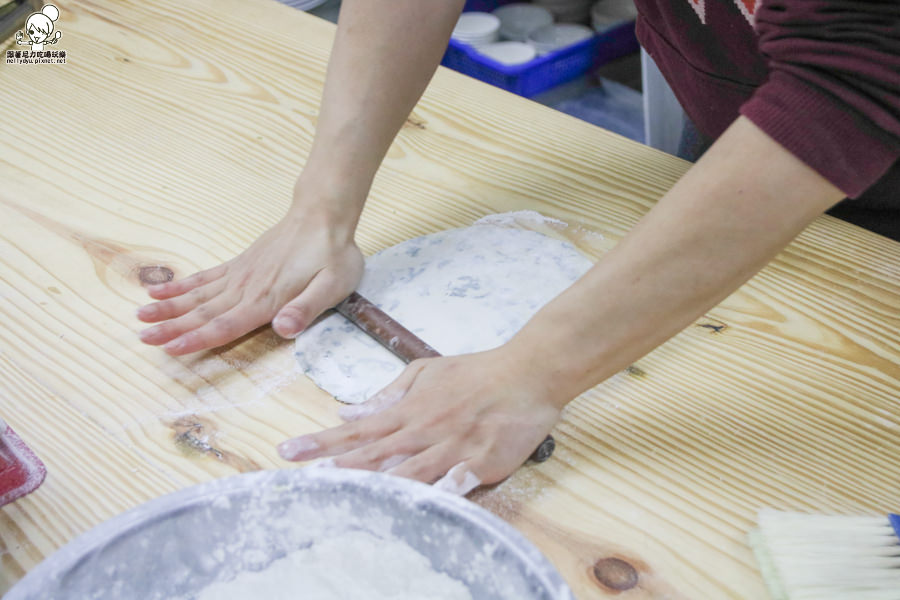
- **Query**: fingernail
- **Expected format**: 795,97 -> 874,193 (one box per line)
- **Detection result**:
278,436 -> 319,460
312,457 -> 336,469
138,327 -> 156,342
273,316 -> 300,338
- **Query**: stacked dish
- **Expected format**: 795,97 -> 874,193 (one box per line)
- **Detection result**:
532,0 -> 594,23
492,3 -> 554,42
275,0 -> 329,11
451,12 -> 501,46
527,22 -> 594,55
477,41 -> 538,65
591,0 -> 638,31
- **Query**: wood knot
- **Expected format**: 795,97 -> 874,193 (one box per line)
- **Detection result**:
625,365 -> 646,378
404,116 -> 426,130
593,557 -> 638,591
696,317 -> 727,334
138,265 -> 174,286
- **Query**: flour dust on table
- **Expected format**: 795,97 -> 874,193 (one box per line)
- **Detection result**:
295,212 -> 594,403
195,529 -> 472,600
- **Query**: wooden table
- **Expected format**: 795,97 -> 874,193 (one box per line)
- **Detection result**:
1,1 -> 898,597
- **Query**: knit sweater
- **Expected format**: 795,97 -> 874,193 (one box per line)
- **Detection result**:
634,0 -> 900,240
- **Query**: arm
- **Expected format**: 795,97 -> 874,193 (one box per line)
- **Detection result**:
280,116 -> 844,488
137,0 -> 465,354
506,116 -> 844,405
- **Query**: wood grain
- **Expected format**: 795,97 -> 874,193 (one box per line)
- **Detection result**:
1,1 -> 898,598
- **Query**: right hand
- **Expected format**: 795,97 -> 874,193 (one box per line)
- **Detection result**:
137,203 -> 365,356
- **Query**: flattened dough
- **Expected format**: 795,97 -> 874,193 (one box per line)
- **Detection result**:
294,213 -> 594,404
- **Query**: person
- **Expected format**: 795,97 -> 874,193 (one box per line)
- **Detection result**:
136,0 -> 899,492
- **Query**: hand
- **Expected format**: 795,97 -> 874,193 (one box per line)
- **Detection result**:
277,349 -> 563,494
137,206 -> 364,355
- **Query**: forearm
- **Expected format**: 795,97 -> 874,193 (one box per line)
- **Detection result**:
297,0 -> 465,223
507,116 -> 845,405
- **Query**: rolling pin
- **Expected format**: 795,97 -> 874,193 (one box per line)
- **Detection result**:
335,292 -> 555,463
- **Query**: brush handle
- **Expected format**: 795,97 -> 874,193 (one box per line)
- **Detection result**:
335,292 -> 555,463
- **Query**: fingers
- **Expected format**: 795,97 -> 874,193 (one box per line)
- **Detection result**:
138,292 -> 234,347
337,361 -> 427,422
144,264 -> 228,300
159,304 -> 265,355
323,432 -> 422,472
137,278 -> 227,323
383,442 -> 471,485
272,269 -> 351,338
277,412 -> 403,462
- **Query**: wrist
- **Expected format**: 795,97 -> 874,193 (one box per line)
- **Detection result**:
502,308 -> 625,410
288,174 -> 367,236
491,339 -> 575,412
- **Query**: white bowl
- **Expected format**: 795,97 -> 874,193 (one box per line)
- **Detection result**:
533,0 -> 593,23
493,3 -> 554,41
591,0 -> 637,30
477,41 -> 538,66
452,12 -> 501,46
527,23 -> 594,55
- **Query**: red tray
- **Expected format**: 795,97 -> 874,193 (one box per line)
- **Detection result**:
0,420 -> 47,507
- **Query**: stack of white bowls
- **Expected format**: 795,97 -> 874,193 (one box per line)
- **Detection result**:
451,12 -> 501,47
591,0 -> 638,31
477,41 -> 538,65
526,22 -> 594,55
275,0 -> 329,11
532,0 -> 594,23
493,3 -> 554,41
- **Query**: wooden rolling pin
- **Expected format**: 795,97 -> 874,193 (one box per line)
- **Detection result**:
335,292 -> 555,463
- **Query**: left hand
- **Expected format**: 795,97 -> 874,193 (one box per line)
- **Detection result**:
277,348 -> 562,493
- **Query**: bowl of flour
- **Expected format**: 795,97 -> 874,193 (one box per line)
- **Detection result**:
6,468 -> 573,600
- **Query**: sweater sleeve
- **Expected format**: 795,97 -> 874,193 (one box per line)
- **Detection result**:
739,0 -> 900,198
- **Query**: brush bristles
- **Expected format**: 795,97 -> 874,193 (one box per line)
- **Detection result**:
752,510 -> 900,600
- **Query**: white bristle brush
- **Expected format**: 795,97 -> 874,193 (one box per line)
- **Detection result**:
749,509 -> 900,600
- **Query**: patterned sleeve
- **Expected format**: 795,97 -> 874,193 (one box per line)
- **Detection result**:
740,0 -> 900,197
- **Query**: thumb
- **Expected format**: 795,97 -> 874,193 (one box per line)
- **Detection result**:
272,270 -> 352,338
338,359 -> 429,422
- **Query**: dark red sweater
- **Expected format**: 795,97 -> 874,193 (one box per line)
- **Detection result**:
634,0 -> 900,239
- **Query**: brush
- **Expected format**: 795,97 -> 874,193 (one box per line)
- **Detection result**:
749,508 -> 900,600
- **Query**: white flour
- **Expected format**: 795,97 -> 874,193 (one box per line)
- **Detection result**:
295,214 -> 593,403
195,529 -> 472,600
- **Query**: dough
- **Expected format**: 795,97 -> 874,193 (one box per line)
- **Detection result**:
195,529 -> 472,600
294,212 -> 594,404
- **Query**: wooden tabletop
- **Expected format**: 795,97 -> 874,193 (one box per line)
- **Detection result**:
1,1 -> 898,597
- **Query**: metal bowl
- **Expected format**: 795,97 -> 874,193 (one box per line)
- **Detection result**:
6,469 -> 573,600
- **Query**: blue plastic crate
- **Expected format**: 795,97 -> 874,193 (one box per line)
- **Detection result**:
441,19 -> 639,98
463,0 -> 520,11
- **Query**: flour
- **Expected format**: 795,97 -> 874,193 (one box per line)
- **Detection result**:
195,529 -> 472,600
434,462 -> 482,496
295,214 -> 594,403
473,210 -> 568,228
